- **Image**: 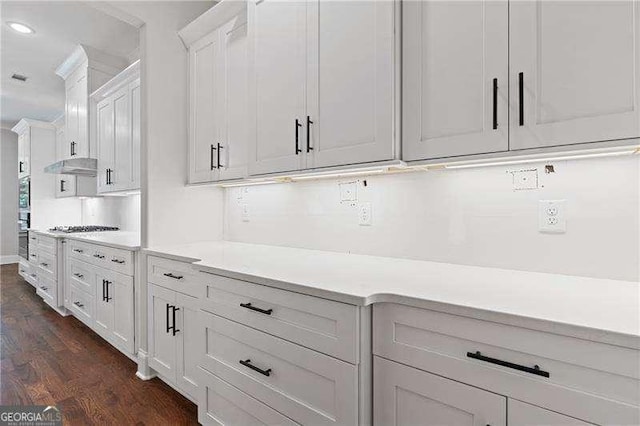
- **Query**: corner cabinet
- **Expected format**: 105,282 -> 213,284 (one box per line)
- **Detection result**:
248,0 -> 398,176
184,3 -> 249,184
92,61 -> 141,194
403,0 -> 640,162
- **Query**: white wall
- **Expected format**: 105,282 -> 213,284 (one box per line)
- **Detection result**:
225,155 -> 640,282
0,129 -> 19,261
109,1 -> 223,248
81,193 -> 140,232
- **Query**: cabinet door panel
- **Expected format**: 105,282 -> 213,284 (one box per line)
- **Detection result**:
509,400 -> 594,426
189,31 -> 220,183
95,271 -> 114,338
148,284 -> 177,380
374,356 -> 506,426
75,71 -> 89,158
65,84 -> 77,160
176,293 -> 200,399
112,86 -> 131,192
403,0 -> 508,160
129,80 -> 141,190
112,273 -> 134,354
249,0 -> 306,175
510,0 -> 640,149
56,175 -> 76,198
96,99 -> 114,193
219,17 -> 249,181
307,0 -> 395,168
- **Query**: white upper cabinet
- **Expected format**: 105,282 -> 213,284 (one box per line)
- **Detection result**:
249,0 -> 398,176
91,61 -> 141,194
403,0 -> 509,161
183,2 -> 250,183
17,129 -> 30,179
306,0 -> 396,169
189,31 -> 221,183
509,0 -> 640,150
249,0 -> 307,175
56,45 -> 127,160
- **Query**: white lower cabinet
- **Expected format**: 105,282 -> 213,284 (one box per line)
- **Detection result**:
374,356 -> 506,426
94,269 -> 134,355
148,283 -> 200,400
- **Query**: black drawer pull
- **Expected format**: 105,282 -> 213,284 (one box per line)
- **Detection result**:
467,351 -> 549,378
93,254 -> 105,259
518,72 -> 524,126
492,78 -> 498,130
163,272 -> 183,280
40,286 -> 48,291
73,273 -> 84,278
111,259 -> 125,264
40,263 -> 49,267
239,359 -> 271,377
73,249 -> 83,253
30,254 -> 36,258
240,302 -> 272,315
73,301 -> 84,308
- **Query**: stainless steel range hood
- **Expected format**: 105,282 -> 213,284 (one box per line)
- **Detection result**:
44,158 -> 97,177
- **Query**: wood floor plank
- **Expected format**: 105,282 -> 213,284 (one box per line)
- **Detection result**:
0,264 -> 198,424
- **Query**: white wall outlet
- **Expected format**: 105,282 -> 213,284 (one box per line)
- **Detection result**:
340,181 -> 358,203
358,202 -> 372,226
511,169 -> 538,190
241,203 -> 250,222
539,200 -> 566,233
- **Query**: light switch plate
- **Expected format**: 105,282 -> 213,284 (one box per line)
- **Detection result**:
241,203 -> 250,222
359,202 -> 372,226
539,200 -> 566,233
511,169 -> 538,190
340,181 -> 358,202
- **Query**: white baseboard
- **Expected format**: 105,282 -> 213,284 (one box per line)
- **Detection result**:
0,255 -> 20,265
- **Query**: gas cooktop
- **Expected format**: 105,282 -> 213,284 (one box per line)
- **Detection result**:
49,226 -> 120,234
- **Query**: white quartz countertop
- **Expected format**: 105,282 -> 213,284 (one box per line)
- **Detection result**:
144,241 -> 640,349
29,229 -> 140,250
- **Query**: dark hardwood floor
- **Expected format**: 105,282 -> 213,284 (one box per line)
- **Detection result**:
0,263 -> 198,425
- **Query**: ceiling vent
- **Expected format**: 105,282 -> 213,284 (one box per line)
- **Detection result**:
11,73 -> 27,82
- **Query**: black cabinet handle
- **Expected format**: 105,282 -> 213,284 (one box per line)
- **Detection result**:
166,304 -> 180,335
70,141 -> 76,156
163,272 -> 183,280
105,280 -> 112,302
40,262 -> 48,267
467,351 -> 549,378
306,116 -> 313,152
40,286 -> 48,291
518,72 -> 524,126
93,254 -> 105,259
217,143 -> 223,168
102,279 -> 107,302
166,303 -> 171,333
295,119 -> 302,154
492,78 -> 498,130
60,179 -> 66,193
172,306 -> 180,335
73,301 -> 84,308
73,273 -> 84,279
111,259 -> 125,264
239,359 -> 272,377
210,144 -> 217,170
240,302 -> 273,316
19,161 -> 24,173
73,249 -> 83,253
30,253 -> 36,258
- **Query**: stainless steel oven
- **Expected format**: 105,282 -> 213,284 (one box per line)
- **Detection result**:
18,177 -> 30,260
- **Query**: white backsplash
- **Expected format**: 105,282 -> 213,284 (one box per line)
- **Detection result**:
224,155 -> 640,281
82,193 -> 141,232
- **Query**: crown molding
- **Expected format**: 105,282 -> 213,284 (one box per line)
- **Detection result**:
178,0 -> 245,48
11,118 -> 56,134
55,44 -> 128,80
90,60 -> 140,101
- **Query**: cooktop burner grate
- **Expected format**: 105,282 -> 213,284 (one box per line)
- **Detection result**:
49,225 -> 120,233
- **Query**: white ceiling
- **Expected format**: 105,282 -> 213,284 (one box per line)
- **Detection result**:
0,1 -> 139,129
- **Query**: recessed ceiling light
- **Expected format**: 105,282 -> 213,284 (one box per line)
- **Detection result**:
7,22 -> 35,34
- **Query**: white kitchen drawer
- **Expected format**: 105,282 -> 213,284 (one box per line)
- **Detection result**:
373,303 -> 640,425
37,251 -> 57,280
68,258 -> 95,295
36,274 -> 57,307
147,255 -> 199,297
68,283 -> 94,327
28,249 -> 39,264
200,312 -> 358,426
18,260 -> 31,280
198,367 -> 298,426
200,272 -> 359,363
28,232 -> 38,250
25,268 -> 38,288
68,240 -> 134,276
37,234 -> 56,255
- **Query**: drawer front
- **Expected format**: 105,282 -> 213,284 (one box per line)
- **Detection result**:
37,235 -> 56,255
90,245 -> 134,276
36,275 -> 57,307
198,367 -> 298,426
201,312 -> 358,426
37,251 -> 57,279
67,240 -> 93,263
18,261 -> 31,279
68,259 -> 96,295
373,303 -> 640,424
25,268 -> 39,288
68,283 -> 93,327
147,255 -> 199,297
28,249 -> 39,264
28,232 -> 38,251
201,273 -> 359,363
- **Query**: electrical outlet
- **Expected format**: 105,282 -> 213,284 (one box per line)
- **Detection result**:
539,200 -> 566,233
241,204 -> 250,222
340,181 -> 357,203
358,202 -> 372,226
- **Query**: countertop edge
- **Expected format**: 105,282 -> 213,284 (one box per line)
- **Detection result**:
29,229 -> 141,251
